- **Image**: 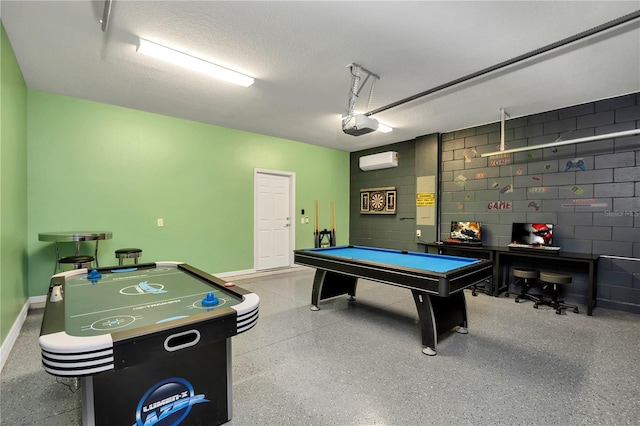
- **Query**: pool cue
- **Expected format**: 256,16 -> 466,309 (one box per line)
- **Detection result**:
314,200 -> 320,248
330,201 -> 336,246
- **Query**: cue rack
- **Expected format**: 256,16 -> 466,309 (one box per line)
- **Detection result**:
314,200 -> 336,248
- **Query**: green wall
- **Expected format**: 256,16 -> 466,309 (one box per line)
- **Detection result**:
1,22 -> 29,345
27,91 -> 349,297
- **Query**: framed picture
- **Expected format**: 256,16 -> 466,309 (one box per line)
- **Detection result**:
360,192 -> 370,213
386,191 -> 396,211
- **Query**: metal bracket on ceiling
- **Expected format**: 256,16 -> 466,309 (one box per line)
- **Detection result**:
499,108 -> 510,152
345,63 -> 380,119
100,0 -> 112,32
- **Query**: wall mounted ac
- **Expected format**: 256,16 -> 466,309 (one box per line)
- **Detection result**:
359,151 -> 398,171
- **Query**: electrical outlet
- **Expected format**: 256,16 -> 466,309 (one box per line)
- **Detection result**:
416,229 -> 421,238
157,218 -> 164,227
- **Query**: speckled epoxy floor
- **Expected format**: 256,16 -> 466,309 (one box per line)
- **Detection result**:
2,267 -> 639,425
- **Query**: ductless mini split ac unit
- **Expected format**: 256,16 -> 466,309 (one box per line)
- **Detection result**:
359,151 -> 399,171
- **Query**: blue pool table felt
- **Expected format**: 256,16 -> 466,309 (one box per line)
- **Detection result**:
307,246 -> 480,273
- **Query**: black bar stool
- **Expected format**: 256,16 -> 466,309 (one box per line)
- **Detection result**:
535,271 -> 579,314
512,268 -> 540,304
115,248 -> 142,265
58,255 -> 95,271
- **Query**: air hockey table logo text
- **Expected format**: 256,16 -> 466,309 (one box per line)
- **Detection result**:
134,377 -> 209,426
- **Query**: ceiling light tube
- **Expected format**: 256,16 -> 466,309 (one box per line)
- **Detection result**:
481,129 -> 640,157
137,38 -> 254,87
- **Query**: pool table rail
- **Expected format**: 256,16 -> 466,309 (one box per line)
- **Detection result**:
294,246 -> 494,355
293,248 -> 493,296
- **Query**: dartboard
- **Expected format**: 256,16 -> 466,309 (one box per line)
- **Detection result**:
369,191 -> 386,211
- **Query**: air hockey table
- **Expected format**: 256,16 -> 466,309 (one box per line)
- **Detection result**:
39,261 -> 259,426
293,246 -> 493,355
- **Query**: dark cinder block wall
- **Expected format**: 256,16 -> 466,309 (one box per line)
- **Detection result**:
350,140 -> 419,251
440,93 -> 640,313
350,135 -> 440,250
350,93 -> 640,314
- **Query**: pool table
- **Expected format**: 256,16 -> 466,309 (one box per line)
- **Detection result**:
293,246 -> 492,355
39,261 -> 259,426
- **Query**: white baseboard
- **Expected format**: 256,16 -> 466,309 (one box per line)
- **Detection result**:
215,268 -> 256,278
0,300 -> 30,374
218,266 -> 309,281
29,295 -> 47,309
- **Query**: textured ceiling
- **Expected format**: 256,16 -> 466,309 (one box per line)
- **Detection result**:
2,1 -> 639,152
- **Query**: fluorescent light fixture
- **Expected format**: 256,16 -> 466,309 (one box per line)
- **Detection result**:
137,38 -> 254,87
481,129 -> 640,157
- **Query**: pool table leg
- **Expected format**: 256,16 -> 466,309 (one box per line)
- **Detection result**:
412,290 -> 468,356
310,270 -> 358,310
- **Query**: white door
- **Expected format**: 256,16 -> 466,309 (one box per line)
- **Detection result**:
255,170 -> 294,270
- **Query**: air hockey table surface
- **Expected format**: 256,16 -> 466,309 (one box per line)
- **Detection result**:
39,261 -> 259,426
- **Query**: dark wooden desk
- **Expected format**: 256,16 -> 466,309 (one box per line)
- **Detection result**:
423,243 -> 600,316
